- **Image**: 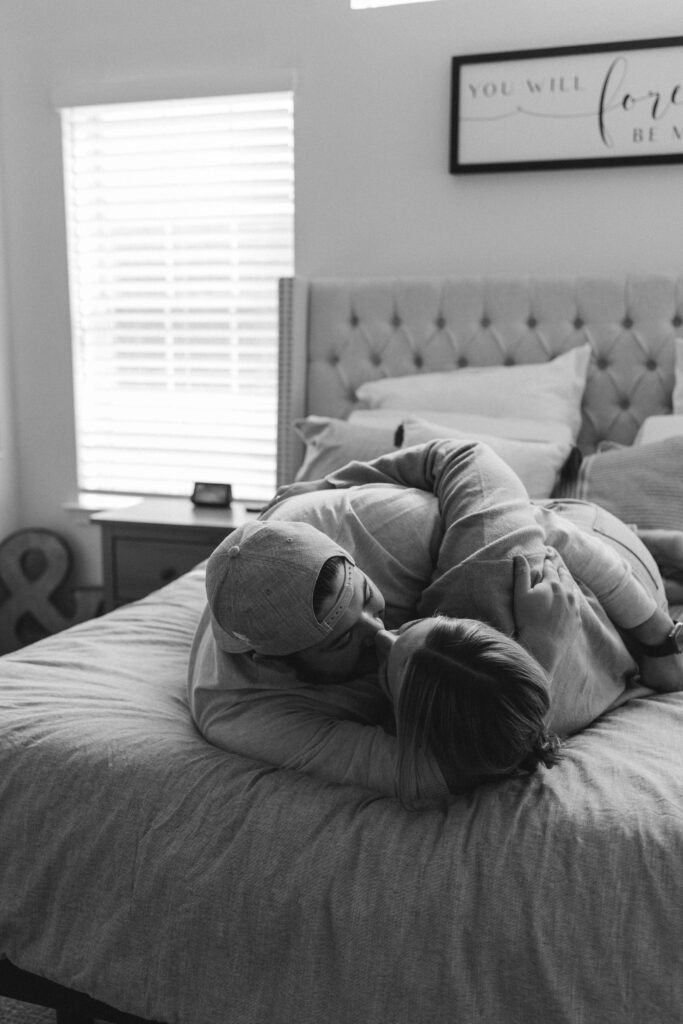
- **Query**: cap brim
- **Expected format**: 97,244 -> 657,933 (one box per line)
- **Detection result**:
210,616 -> 252,654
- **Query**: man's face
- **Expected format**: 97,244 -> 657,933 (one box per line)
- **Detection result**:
292,562 -> 385,683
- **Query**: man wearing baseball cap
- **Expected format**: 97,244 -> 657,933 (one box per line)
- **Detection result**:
204,518 -> 385,684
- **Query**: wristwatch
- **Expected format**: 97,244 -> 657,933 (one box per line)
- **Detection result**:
640,621 -> 683,658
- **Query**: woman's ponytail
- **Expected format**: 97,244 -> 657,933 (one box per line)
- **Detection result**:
393,616 -> 563,805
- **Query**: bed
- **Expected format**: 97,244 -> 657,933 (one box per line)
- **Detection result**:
2,274 -> 683,1024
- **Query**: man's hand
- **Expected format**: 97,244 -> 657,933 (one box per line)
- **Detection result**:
513,554 -> 581,675
260,478 -> 336,515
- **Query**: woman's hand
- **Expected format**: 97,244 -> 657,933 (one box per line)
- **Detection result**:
513,554 -> 581,675
260,478 -> 336,515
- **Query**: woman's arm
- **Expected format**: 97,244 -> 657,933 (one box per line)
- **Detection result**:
538,508 -> 659,631
539,509 -> 682,692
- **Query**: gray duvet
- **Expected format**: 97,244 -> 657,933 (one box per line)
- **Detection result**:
1,566 -> 682,1024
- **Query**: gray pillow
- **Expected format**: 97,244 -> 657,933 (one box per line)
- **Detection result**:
562,437 -> 683,530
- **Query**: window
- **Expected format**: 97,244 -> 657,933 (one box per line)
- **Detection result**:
61,92 -> 294,502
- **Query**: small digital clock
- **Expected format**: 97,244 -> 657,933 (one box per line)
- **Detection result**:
191,482 -> 233,508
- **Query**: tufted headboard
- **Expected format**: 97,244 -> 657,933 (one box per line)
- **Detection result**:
277,275 -> 683,485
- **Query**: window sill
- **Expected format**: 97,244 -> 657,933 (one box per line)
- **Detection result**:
62,492 -> 144,525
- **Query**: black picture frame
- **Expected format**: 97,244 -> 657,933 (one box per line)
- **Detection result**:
450,36 -> 683,174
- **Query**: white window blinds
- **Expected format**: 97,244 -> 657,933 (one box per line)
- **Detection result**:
61,92 -> 294,502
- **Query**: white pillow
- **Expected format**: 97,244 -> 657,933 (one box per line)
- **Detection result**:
355,345 -> 591,442
400,416 -> 574,500
634,414 -> 683,446
348,408 -> 574,446
673,337 -> 683,413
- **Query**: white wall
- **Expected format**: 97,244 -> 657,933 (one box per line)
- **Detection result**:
0,0 -> 682,584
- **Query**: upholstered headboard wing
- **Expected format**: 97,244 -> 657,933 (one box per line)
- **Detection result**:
277,275 -> 683,484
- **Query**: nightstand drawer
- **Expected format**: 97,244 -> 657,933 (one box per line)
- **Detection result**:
92,498 -> 255,610
113,538 -> 214,604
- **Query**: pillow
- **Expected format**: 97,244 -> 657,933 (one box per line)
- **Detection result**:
634,414 -> 683,446
561,437 -> 683,531
399,416 -> 574,500
355,345 -> 591,442
293,416 -> 397,481
348,408 -> 574,446
673,337 -> 683,413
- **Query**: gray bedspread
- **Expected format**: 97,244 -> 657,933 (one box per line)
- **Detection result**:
1,566 -> 682,1024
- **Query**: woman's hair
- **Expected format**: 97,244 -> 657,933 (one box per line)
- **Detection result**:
395,616 -> 561,805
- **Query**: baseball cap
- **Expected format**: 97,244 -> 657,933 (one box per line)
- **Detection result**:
206,519 -> 357,656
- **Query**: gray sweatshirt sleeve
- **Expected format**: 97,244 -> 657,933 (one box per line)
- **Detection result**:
327,439 -> 549,634
535,506 -> 658,630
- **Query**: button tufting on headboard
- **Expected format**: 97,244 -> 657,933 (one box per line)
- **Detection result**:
277,275 -> 682,485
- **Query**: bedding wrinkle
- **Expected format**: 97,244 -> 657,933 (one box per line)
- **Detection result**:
3,566 -> 683,1022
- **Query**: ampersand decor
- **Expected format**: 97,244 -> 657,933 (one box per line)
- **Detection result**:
0,528 -> 103,654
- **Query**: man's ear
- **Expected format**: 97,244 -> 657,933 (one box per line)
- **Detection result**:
250,651 -> 293,675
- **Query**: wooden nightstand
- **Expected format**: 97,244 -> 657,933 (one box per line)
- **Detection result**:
91,498 -> 260,610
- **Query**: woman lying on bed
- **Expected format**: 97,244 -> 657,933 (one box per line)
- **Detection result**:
189,438 -> 683,803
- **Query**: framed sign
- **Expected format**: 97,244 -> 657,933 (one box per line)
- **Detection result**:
450,36 -> 683,173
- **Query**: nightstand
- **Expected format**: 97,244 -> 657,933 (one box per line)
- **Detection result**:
91,497 -> 260,610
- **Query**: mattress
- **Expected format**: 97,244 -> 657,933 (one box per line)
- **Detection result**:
2,564 -> 683,1024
